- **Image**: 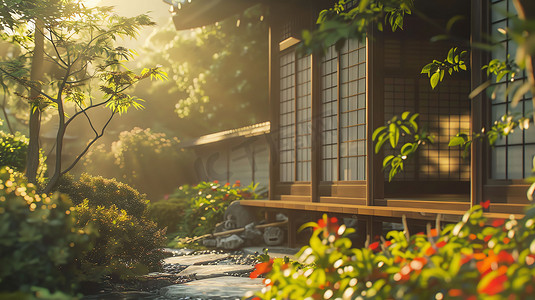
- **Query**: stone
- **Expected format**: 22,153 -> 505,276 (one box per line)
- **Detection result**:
241,222 -> 263,243
202,238 -> 218,247
177,265 -> 254,279
225,201 -> 256,229
163,253 -> 229,266
216,234 -> 244,250
159,276 -> 264,300
263,226 -> 285,246
162,248 -> 195,256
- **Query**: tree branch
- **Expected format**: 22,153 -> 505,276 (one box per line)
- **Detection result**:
60,109 -> 116,176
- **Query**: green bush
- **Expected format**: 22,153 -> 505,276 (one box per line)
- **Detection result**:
57,173 -> 148,218
74,201 -> 166,281
252,203 -> 535,299
0,131 -> 47,184
0,167 -> 92,295
157,181 -> 258,239
146,196 -> 188,232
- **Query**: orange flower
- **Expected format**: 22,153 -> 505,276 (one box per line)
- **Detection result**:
250,259 -> 274,279
448,289 -> 463,297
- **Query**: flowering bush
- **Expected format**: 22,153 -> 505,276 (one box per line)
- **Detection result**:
160,180 -> 259,239
252,204 -> 535,299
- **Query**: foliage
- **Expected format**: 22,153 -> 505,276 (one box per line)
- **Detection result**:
134,5 -> 268,137
0,166 -> 92,295
0,0 -> 167,192
164,180 -> 259,240
0,131 -> 47,178
421,47 -> 468,89
301,0 -> 413,54
56,173 -> 148,219
73,200 -> 166,281
146,190 -> 189,232
81,127 -> 193,200
372,112 -> 434,181
449,112 -> 532,158
253,201 -> 535,299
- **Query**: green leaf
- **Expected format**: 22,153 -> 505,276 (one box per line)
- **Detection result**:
383,155 -> 395,169
448,136 -> 466,147
375,133 -> 387,154
401,111 -> 410,120
372,126 -> 387,141
447,47 -> 455,64
400,143 -> 413,155
388,122 -> 399,148
430,72 -> 440,89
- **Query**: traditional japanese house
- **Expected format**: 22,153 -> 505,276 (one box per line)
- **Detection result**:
168,0 -> 534,246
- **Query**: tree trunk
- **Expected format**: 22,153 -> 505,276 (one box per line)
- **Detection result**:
26,19 -> 45,184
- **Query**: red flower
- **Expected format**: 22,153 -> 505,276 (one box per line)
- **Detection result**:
385,240 -> 392,247
233,180 -> 241,187
436,241 -> 447,248
481,200 -> 491,210
369,241 -> 380,251
213,180 -> 219,184
492,219 -> 505,227
250,259 -> 274,279
430,228 -> 438,237
479,272 -> 507,295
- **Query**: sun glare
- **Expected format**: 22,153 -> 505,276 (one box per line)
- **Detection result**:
81,0 -> 101,8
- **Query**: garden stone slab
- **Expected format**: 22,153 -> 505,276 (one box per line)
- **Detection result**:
177,264 -> 254,279
163,253 -> 230,266
162,248 -> 195,256
159,276 -> 264,299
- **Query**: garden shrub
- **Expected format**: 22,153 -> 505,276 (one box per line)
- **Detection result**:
57,173 -> 148,218
146,193 -> 189,232
0,131 -> 47,184
252,203 -> 535,299
0,167 -> 92,295
159,180 -> 259,239
73,201 -> 166,282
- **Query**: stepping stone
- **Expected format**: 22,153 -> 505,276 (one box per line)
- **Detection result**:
159,276 -> 265,299
162,248 -> 195,256
163,253 -> 230,266
177,265 -> 254,279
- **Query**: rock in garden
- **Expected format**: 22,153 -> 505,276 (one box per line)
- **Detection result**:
264,226 -> 285,246
225,201 -> 256,228
241,222 -> 263,244
216,234 -> 244,249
